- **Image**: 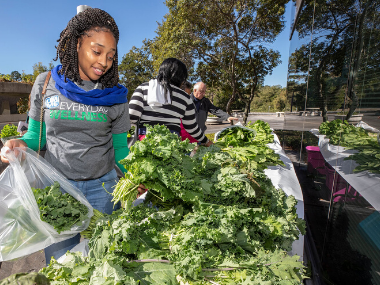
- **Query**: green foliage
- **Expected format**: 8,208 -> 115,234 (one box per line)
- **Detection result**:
0,74 -> 12,82
170,202 -> 304,281
80,209 -> 105,239
10,70 -> 21,81
150,0 -> 286,123
288,0 -> 380,120
17,96 -> 29,114
40,124 -> 306,284
32,62 -> 54,82
217,127 -> 257,147
319,119 -> 370,147
246,120 -> 276,145
251,85 -> 288,112
0,272 -> 50,285
119,39 -> 155,99
215,121 -> 284,172
41,207 -> 179,284
0,124 -> 19,138
32,182 -> 89,233
205,133 -> 215,142
0,63 -> 49,84
21,71 -> 34,83
319,119 -> 380,173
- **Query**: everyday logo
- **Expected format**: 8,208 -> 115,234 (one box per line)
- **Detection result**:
48,97 -> 109,123
45,95 -> 59,109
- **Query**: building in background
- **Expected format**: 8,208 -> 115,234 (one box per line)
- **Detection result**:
287,0 -> 380,121
286,1 -> 380,285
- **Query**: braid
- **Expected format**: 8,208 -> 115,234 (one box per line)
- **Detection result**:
54,8 -> 120,88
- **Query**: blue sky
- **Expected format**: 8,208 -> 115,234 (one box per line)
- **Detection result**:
0,0 -> 292,87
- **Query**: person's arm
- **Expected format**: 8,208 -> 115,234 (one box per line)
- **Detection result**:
112,132 -> 129,174
17,73 -> 49,151
206,99 -> 231,121
1,118 -> 44,164
129,85 -> 145,124
182,99 -> 209,144
20,117 -> 46,151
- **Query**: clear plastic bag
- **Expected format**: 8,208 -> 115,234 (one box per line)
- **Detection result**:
0,147 -> 93,261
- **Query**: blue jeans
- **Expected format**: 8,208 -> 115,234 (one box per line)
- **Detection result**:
44,169 -> 120,265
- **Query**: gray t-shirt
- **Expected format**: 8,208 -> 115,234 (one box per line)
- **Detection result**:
29,72 -> 130,180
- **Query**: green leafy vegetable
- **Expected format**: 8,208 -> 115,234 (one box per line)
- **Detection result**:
319,119 -> 380,173
39,124 -> 306,284
0,272 -> 50,285
0,124 -> 19,138
32,182 -> 89,233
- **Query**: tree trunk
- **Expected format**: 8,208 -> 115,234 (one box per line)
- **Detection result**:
345,3 -> 368,121
243,103 -> 249,126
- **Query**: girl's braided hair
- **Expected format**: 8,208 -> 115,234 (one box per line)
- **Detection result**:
54,8 -> 119,88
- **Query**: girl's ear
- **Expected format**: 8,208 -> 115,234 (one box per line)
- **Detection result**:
77,38 -> 81,52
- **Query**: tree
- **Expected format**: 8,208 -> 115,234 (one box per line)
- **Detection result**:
21,70 -> 34,83
292,0 -> 380,121
118,40 -> 155,99
152,0 -> 287,124
10,71 -> 21,81
17,97 -> 29,114
32,62 -> 54,82
251,85 -> 287,112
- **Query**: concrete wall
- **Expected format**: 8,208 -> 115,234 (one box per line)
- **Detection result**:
0,82 -> 32,96
0,82 -> 31,124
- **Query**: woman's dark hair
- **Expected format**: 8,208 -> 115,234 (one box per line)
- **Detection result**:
181,81 -> 192,90
54,8 -> 119,88
157,58 -> 188,101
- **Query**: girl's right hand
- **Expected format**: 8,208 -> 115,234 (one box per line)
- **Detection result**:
205,140 -> 214,147
1,139 -> 27,164
137,184 -> 148,198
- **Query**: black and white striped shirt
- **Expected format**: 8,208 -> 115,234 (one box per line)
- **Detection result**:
129,82 -> 207,143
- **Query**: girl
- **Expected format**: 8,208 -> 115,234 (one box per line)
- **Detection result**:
1,8 -> 130,264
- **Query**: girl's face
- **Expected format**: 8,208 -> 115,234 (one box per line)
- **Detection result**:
77,29 -> 116,82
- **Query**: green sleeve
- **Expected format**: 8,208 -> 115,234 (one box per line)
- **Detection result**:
113,132 -> 130,174
20,118 -> 46,151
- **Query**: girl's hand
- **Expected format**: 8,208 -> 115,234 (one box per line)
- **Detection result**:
137,184 -> 147,198
201,139 -> 213,147
1,139 -> 27,164
205,140 -> 214,147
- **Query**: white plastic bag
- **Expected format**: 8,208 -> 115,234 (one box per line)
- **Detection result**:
0,147 -> 93,261
355,120 -> 380,133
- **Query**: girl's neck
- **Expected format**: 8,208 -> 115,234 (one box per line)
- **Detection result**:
74,79 -> 99,91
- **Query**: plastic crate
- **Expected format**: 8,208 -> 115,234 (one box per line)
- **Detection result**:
306,146 -> 326,175
325,164 -> 346,192
333,185 -> 361,203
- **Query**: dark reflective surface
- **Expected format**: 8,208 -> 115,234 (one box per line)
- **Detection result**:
286,1 -> 380,284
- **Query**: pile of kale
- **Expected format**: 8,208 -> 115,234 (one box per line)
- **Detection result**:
40,122 -> 306,284
319,119 -> 380,173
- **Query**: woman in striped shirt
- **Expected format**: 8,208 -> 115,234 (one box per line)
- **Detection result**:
129,58 -> 212,146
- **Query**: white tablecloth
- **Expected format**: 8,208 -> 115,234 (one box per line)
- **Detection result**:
310,128 -> 380,212
265,133 -> 304,259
